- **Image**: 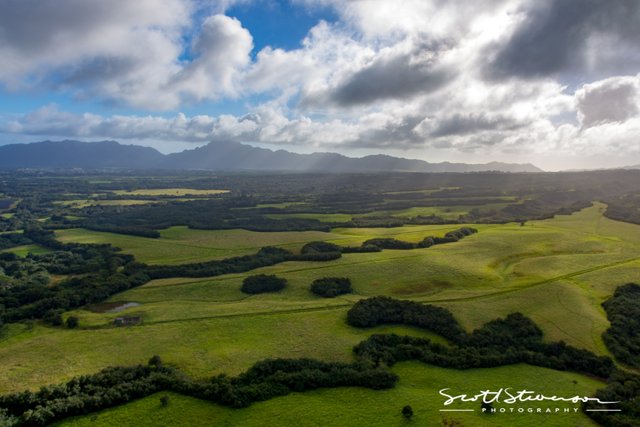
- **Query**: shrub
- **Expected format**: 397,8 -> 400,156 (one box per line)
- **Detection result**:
402,405 -> 413,420
310,277 -> 352,298
241,274 -> 287,294
148,355 -> 163,368
362,238 -> 416,250
300,241 -> 342,254
65,316 -> 79,329
43,310 -> 63,326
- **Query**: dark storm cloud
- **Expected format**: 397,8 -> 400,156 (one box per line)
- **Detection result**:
329,48 -> 453,106
346,115 -> 425,148
486,0 -> 640,79
62,56 -> 140,85
0,1 -> 128,54
430,113 -> 525,138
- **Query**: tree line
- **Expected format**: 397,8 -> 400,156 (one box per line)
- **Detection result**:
348,297 -> 613,378
0,357 -> 397,426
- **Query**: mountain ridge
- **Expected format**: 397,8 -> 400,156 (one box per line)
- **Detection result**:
0,139 -> 543,173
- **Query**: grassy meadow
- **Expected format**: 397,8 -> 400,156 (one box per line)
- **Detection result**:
2,244 -> 52,257
2,202 -> 638,425
56,363 -> 602,427
113,188 -> 229,196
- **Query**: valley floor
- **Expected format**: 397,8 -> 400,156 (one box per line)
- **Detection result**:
2,202 -> 637,425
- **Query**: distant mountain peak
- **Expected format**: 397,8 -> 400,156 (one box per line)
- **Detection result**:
0,140 -> 543,173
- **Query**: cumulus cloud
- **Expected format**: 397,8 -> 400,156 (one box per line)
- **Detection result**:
576,75 -> 640,128
0,1 -> 253,109
170,15 -> 253,102
325,42 -> 452,106
428,113 -> 526,138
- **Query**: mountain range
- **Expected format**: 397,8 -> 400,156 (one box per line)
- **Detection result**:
0,140 -> 543,173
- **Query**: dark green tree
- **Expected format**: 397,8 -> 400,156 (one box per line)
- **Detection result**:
402,405 -> 414,420
160,395 -> 170,407
66,316 -> 79,329
148,355 -> 163,368
241,274 -> 287,294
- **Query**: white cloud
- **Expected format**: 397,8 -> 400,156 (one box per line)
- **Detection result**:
575,75 -> 640,128
0,1 -> 253,109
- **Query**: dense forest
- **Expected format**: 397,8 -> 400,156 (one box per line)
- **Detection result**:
602,284 -> 640,368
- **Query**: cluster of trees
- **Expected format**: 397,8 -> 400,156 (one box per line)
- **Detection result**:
0,228 -> 145,324
79,197 -> 333,237
301,241 -> 380,256
363,227 -> 478,250
583,369 -> 640,427
133,246 -> 339,281
457,196 -> 594,224
347,296 -> 467,343
604,192 -> 640,225
300,227 -> 478,259
0,357 -> 397,426
602,283 -> 640,368
82,224 -> 160,238
310,277 -> 352,297
134,247 -> 292,280
349,297 -> 614,379
362,238 -> 415,250
241,274 -> 287,294
2,269 -> 150,324
0,233 -> 32,250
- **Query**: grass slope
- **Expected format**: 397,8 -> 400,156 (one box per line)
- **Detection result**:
57,363 -> 602,427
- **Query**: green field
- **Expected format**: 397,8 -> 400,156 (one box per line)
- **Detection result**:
113,188 -> 229,196
2,203 -> 639,424
255,202 -> 308,209
55,227 -> 344,264
375,203 -> 513,219
57,363 -> 602,427
264,202 -> 515,222
1,244 -> 52,257
54,199 -> 161,208
266,212 -> 354,222
55,224 -> 474,264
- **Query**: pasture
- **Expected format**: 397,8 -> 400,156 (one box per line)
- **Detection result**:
56,363 -> 602,427
1,203 -> 638,424
113,188 -> 229,196
2,244 -> 52,257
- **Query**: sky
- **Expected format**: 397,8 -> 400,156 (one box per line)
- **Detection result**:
0,0 -> 639,171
